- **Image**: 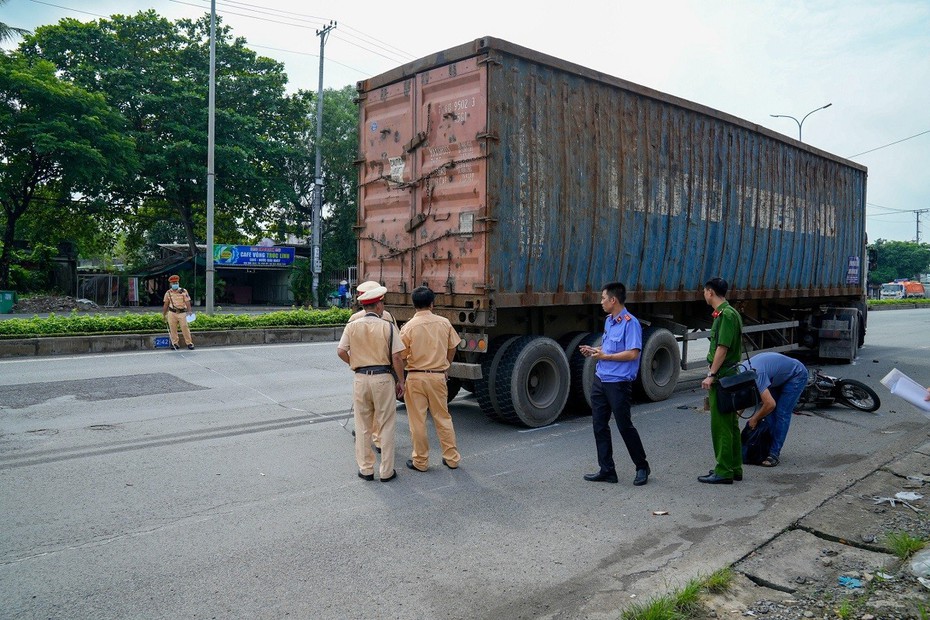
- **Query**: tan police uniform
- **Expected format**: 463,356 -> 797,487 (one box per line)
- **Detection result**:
163,287 -> 193,347
400,310 -> 462,470
347,307 -> 395,450
349,308 -> 396,325
338,312 -> 404,479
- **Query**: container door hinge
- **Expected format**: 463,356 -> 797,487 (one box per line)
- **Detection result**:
405,213 -> 427,233
477,132 -> 499,142
404,131 -> 428,153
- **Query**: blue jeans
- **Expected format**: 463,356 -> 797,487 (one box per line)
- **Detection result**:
767,369 -> 808,459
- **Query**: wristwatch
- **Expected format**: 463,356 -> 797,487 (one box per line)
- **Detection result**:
706,371 -> 717,378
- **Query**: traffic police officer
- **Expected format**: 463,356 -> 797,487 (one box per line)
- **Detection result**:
337,286 -> 406,482
400,286 -> 462,472
161,274 -> 194,350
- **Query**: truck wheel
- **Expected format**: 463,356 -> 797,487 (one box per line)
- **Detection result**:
494,335 -> 570,427
446,377 -> 462,402
635,327 -> 680,402
559,332 -> 596,414
474,335 -> 519,422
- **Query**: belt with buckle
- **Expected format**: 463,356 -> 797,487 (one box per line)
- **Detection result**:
355,365 -> 392,375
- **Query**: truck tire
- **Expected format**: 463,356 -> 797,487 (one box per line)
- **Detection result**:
635,327 -> 681,402
446,377 -> 462,402
494,335 -> 571,427
559,332 -> 598,414
474,335 -> 519,422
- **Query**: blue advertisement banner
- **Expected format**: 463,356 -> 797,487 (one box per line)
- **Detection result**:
214,245 -> 295,267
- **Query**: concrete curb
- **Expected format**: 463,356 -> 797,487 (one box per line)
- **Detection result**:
868,303 -> 930,312
0,326 -> 344,358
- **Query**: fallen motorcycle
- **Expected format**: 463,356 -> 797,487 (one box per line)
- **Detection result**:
795,368 -> 881,413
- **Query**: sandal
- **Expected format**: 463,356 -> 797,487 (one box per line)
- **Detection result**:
761,456 -> 780,467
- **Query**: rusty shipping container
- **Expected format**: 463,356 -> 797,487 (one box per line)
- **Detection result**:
356,37 -> 868,427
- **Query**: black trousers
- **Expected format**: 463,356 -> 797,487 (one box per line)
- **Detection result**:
590,378 -> 649,473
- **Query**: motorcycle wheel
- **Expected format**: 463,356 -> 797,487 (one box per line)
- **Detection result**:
835,379 -> 881,413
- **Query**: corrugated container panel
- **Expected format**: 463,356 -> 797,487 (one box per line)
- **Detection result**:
357,38 -> 866,310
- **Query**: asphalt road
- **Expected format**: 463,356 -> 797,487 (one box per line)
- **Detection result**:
1,309 -> 928,619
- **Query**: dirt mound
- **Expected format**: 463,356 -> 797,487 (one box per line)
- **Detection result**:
11,295 -> 98,314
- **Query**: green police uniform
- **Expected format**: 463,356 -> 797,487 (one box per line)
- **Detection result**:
707,301 -> 743,478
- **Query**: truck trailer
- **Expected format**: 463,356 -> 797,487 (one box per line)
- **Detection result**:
355,37 -> 868,427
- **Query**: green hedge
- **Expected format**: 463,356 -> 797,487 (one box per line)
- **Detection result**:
0,308 -> 353,339
868,298 -> 930,307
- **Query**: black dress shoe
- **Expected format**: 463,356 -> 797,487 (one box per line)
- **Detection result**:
633,466 -> 650,486
374,446 -> 382,454
406,459 -> 426,472
380,470 -> 397,482
442,458 -> 457,470
583,471 -> 618,483
698,472 -> 733,484
358,471 -> 374,481
707,469 -> 742,481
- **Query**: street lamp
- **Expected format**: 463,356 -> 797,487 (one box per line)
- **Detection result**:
770,103 -> 832,142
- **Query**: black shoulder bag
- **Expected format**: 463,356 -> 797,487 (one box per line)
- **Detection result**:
715,336 -> 760,415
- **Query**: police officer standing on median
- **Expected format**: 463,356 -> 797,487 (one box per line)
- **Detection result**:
580,281 -> 650,486
161,274 -> 194,351
337,285 -> 406,483
400,286 -> 462,472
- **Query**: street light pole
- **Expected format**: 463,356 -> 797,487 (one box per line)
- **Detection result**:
770,103 -> 832,142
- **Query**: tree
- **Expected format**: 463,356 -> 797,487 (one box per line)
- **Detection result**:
0,0 -> 29,45
868,239 -> 930,284
319,85 -> 361,272
273,85 -> 359,272
0,52 -> 136,288
22,12 -> 314,260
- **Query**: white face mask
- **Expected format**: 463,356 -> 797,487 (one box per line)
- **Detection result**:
171,284 -> 180,290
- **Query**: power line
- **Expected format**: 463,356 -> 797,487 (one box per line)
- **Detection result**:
181,0 -> 417,59
29,0 -> 106,18
173,0 -> 415,63
248,43 -> 370,75
847,129 -> 930,158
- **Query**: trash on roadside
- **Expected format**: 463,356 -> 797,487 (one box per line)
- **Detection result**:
652,510 -> 669,516
868,495 -> 924,513
895,491 -> 923,501
838,576 -> 863,589
918,576 -> 930,591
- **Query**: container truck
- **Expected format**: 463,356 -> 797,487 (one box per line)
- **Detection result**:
355,37 -> 868,427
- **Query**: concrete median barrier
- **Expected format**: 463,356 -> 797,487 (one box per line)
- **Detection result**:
0,327 -> 344,358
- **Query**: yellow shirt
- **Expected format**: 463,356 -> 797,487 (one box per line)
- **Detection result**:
400,310 -> 461,371
163,288 -> 191,311
338,313 -> 404,370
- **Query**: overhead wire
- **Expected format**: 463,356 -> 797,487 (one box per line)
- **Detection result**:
848,129 -> 930,158
180,0 -> 417,59
171,0 -> 415,64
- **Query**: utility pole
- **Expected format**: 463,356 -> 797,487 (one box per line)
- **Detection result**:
311,20 -> 336,307
205,0 -> 216,315
917,209 -> 929,244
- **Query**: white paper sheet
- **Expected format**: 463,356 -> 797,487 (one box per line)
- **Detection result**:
880,368 -> 930,414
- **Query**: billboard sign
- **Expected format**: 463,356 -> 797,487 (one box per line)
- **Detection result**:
214,245 -> 295,267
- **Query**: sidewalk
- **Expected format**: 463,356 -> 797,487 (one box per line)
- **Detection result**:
698,439 -> 930,618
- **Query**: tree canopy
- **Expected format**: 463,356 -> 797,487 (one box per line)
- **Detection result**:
21,11 -> 315,261
2,10 -> 363,296
0,52 -> 136,288
868,239 -> 930,284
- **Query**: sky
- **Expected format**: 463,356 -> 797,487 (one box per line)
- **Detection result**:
4,0 -> 930,243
